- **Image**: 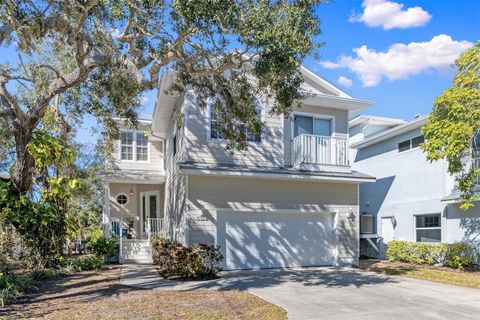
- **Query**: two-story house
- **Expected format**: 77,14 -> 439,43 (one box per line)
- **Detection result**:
350,115 -> 480,259
102,66 -> 376,269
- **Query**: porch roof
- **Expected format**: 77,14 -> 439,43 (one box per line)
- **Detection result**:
179,162 -> 375,183
102,170 -> 165,184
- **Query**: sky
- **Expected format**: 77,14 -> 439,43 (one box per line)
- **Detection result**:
136,0 -> 480,125
305,0 -> 480,120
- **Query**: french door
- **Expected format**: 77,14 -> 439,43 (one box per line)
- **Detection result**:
140,191 -> 160,238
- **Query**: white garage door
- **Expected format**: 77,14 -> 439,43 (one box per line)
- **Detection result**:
217,212 -> 334,270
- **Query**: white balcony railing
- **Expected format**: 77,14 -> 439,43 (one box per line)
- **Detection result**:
146,218 -> 167,238
293,134 -> 349,166
453,155 -> 480,189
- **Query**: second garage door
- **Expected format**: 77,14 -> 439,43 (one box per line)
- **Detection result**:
217,212 -> 334,270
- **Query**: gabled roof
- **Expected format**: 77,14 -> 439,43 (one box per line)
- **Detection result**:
349,115 -> 406,128
152,66 -> 374,138
351,115 -> 428,149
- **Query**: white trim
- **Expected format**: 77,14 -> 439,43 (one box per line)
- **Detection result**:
180,167 -> 374,183
139,190 -> 161,238
300,66 -> 352,99
290,111 -> 336,140
103,182 -> 111,236
214,207 -> 335,214
333,210 -> 339,266
115,193 -> 129,206
349,115 -> 405,128
118,129 -> 151,163
102,176 -> 165,184
351,115 -> 428,149
413,213 -> 442,242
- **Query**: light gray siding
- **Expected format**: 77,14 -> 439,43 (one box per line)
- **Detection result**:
184,92 -> 284,168
186,175 -> 360,266
284,105 -> 349,166
183,90 -> 350,168
163,106 -> 188,243
111,122 -> 165,173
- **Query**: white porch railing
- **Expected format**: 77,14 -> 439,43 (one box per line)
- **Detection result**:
146,218 -> 167,238
293,134 -> 348,166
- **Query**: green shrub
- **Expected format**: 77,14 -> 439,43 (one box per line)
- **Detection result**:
0,272 -> 35,308
30,268 -> 63,281
65,256 -> 104,272
86,230 -> 118,258
443,242 -> 477,269
387,240 -> 476,269
151,237 -> 223,279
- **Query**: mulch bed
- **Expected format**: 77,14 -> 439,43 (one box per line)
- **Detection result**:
0,266 -> 287,320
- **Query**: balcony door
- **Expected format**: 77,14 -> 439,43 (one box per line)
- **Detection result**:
140,191 -> 160,238
293,115 -> 332,138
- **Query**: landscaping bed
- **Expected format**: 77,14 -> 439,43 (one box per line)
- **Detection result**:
360,259 -> 480,289
0,266 -> 287,320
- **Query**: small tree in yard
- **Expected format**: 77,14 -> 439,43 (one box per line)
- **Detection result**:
0,1 -> 324,267
422,42 -> 480,210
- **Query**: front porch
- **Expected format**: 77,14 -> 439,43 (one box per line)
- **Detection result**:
102,171 -> 167,263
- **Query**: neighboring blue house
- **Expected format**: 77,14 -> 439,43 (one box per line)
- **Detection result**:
349,115 -> 480,259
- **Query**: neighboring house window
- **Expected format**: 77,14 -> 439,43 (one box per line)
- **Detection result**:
210,105 -> 262,142
116,194 -> 128,205
294,115 -> 332,137
415,214 -> 441,242
119,130 -> 149,161
398,135 -> 424,152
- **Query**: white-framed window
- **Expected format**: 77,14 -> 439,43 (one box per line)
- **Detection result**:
119,130 -> 149,162
415,213 -> 441,243
210,104 -> 262,143
116,193 -> 129,205
293,113 -> 334,138
398,135 -> 424,153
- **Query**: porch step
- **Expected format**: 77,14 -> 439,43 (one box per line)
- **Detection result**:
121,239 -> 153,264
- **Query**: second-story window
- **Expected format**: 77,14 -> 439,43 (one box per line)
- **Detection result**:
136,132 -> 148,161
120,131 -> 134,160
119,130 -> 149,162
294,115 -> 332,137
210,105 -> 262,143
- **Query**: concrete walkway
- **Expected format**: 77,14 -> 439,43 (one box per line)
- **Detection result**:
120,264 -> 480,320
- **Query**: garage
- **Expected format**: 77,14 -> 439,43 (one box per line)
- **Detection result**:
216,212 -> 335,270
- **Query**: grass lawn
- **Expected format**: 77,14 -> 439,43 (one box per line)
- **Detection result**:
360,259 -> 480,289
0,266 -> 287,320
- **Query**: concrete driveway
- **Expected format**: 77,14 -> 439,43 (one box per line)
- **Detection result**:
121,265 -> 480,320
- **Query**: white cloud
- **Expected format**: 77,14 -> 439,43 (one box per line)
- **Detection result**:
338,76 -> 353,88
350,0 -> 432,30
320,35 -> 472,87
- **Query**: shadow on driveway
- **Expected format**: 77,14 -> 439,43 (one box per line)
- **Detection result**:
120,265 -> 397,291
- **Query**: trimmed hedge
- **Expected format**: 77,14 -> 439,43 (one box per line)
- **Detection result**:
387,241 -> 477,269
151,237 -> 223,279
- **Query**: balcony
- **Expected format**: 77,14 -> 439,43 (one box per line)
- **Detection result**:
453,155 -> 480,189
293,134 -> 349,169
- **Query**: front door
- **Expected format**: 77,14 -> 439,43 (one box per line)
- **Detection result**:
381,217 -> 395,258
140,191 -> 160,238
381,217 -> 395,243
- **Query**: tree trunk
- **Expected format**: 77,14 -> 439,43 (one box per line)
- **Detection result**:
11,130 -> 35,195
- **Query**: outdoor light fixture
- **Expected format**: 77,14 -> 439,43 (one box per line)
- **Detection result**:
129,184 -> 134,196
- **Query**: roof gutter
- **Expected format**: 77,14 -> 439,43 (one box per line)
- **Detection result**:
180,167 -> 376,183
